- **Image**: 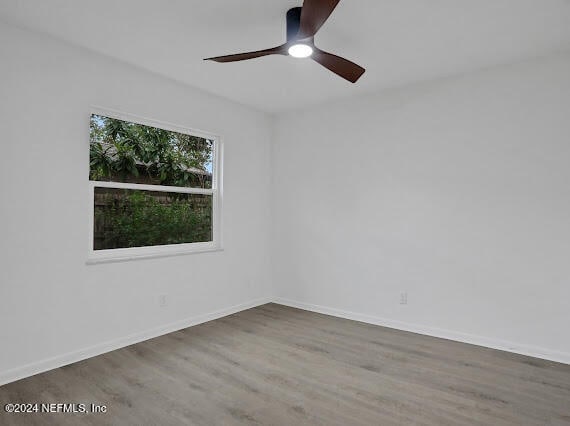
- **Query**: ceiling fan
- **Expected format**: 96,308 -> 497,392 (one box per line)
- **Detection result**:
204,0 -> 365,83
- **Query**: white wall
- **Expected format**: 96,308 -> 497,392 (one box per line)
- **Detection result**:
0,23 -> 273,383
272,53 -> 570,362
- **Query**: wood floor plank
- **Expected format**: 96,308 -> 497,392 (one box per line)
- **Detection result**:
1,303 -> 569,425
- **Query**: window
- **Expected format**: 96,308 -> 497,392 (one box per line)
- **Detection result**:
88,109 -> 221,262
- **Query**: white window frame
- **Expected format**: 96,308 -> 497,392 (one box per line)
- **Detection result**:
87,107 -> 223,264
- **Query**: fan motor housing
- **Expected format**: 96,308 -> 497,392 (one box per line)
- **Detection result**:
286,7 -> 302,42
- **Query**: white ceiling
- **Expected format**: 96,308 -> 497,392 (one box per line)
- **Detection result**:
2,0 -> 570,113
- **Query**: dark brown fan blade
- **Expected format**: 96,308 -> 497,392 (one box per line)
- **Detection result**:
311,47 -> 365,83
298,0 -> 341,38
204,44 -> 287,62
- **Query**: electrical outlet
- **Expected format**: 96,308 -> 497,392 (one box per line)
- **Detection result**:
400,292 -> 408,305
159,294 -> 168,307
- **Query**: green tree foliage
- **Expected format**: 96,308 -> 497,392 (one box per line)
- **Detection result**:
94,190 -> 212,250
89,115 -> 213,188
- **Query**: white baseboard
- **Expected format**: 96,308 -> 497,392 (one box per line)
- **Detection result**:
3,295 -> 567,386
273,298 -> 570,365
0,297 -> 272,386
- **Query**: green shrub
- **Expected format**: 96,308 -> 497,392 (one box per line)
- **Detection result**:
94,190 -> 212,250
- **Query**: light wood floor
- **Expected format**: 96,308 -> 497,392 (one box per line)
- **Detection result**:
1,303 -> 569,425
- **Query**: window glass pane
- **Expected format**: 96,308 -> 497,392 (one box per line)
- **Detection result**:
94,188 -> 212,250
90,114 -> 213,189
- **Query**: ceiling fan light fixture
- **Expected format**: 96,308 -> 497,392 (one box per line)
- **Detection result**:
204,1 -> 365,83
288,44 -> 313,58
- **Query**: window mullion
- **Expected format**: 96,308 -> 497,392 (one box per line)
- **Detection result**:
89,180 -> 214,195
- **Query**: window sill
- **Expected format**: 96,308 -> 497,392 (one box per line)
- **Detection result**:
86,246 -> 224,265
